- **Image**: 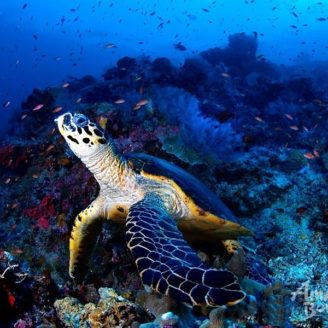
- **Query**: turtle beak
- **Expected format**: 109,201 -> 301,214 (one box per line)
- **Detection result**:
55,113 -> 76,133
55,113 -> 77,137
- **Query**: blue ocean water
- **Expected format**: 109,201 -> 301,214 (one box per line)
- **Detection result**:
0,1 -> 327,327
0,0 -> 327,137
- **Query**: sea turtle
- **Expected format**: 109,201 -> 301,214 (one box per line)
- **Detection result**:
55,112 -> 252,307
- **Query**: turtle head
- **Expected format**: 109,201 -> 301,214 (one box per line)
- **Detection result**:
55,112 -> 108,159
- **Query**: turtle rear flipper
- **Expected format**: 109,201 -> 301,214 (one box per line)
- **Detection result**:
69,196 -> 105,282
126,194 -> 246,307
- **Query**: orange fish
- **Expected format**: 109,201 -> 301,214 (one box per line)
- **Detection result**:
33,104 -> 44,111
313,150 -> 320,157
304,152 -> 315,159
45,145 -> 55,153
136,99 -> 148,107
52,106 -> 63,113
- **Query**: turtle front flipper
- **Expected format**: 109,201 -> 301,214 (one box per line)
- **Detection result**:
69,195 -> 105,282
126,194 -> 246,307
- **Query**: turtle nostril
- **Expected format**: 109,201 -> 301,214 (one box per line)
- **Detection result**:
74,114 -> 88,127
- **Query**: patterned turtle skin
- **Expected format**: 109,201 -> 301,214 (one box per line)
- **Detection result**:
55,112 -> 251,307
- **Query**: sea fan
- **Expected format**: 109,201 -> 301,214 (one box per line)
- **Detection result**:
153,86 -> 243,163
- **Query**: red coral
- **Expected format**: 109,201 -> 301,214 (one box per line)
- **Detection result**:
40,195 -> 55,217
24,195 -> 55,229
37,217 -> 50,229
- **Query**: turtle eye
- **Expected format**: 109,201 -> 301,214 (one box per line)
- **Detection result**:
74,114 -> 88,127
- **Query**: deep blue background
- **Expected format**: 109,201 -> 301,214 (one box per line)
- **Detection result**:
0,0 -> 327,137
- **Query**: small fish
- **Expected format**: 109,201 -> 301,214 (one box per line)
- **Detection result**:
22,3 -> 28,9
290,25 -> 298,29
62,83 -> 70,88
21,114 -> 27,120
105,43 -> 117,49
57,157 -> 71,166
221,72 -> 230,78
304,152 -> 315,159
52,106 -> 63,113
75,97 -> 82,103
114,99 -> 125,104
303,126 -> 309,132
284,113 -> 293,120
49,127 -> 56,135
317,17 -> 326,21
289,125 -> 299,131
32,174 -> 39,179
313,150 -> 320,157
174,42 -> 187,51
45,145 -> 55,153
3,101 -> 10,108
32,104 -> 44,111
5,178 -> 11,184
255,116 -> 264,122
135,99 -> 148,107
133,104 -> 141,111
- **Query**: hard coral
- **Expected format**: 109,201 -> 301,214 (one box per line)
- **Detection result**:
54,288 -> 153,328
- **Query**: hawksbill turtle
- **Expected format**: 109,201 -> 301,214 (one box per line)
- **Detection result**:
55,112 -> 253,307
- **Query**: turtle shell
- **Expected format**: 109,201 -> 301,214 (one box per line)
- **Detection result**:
126,153 -> 241,225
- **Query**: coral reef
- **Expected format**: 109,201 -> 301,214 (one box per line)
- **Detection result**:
54,288 -> 153,328
0,33 -> 327,327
